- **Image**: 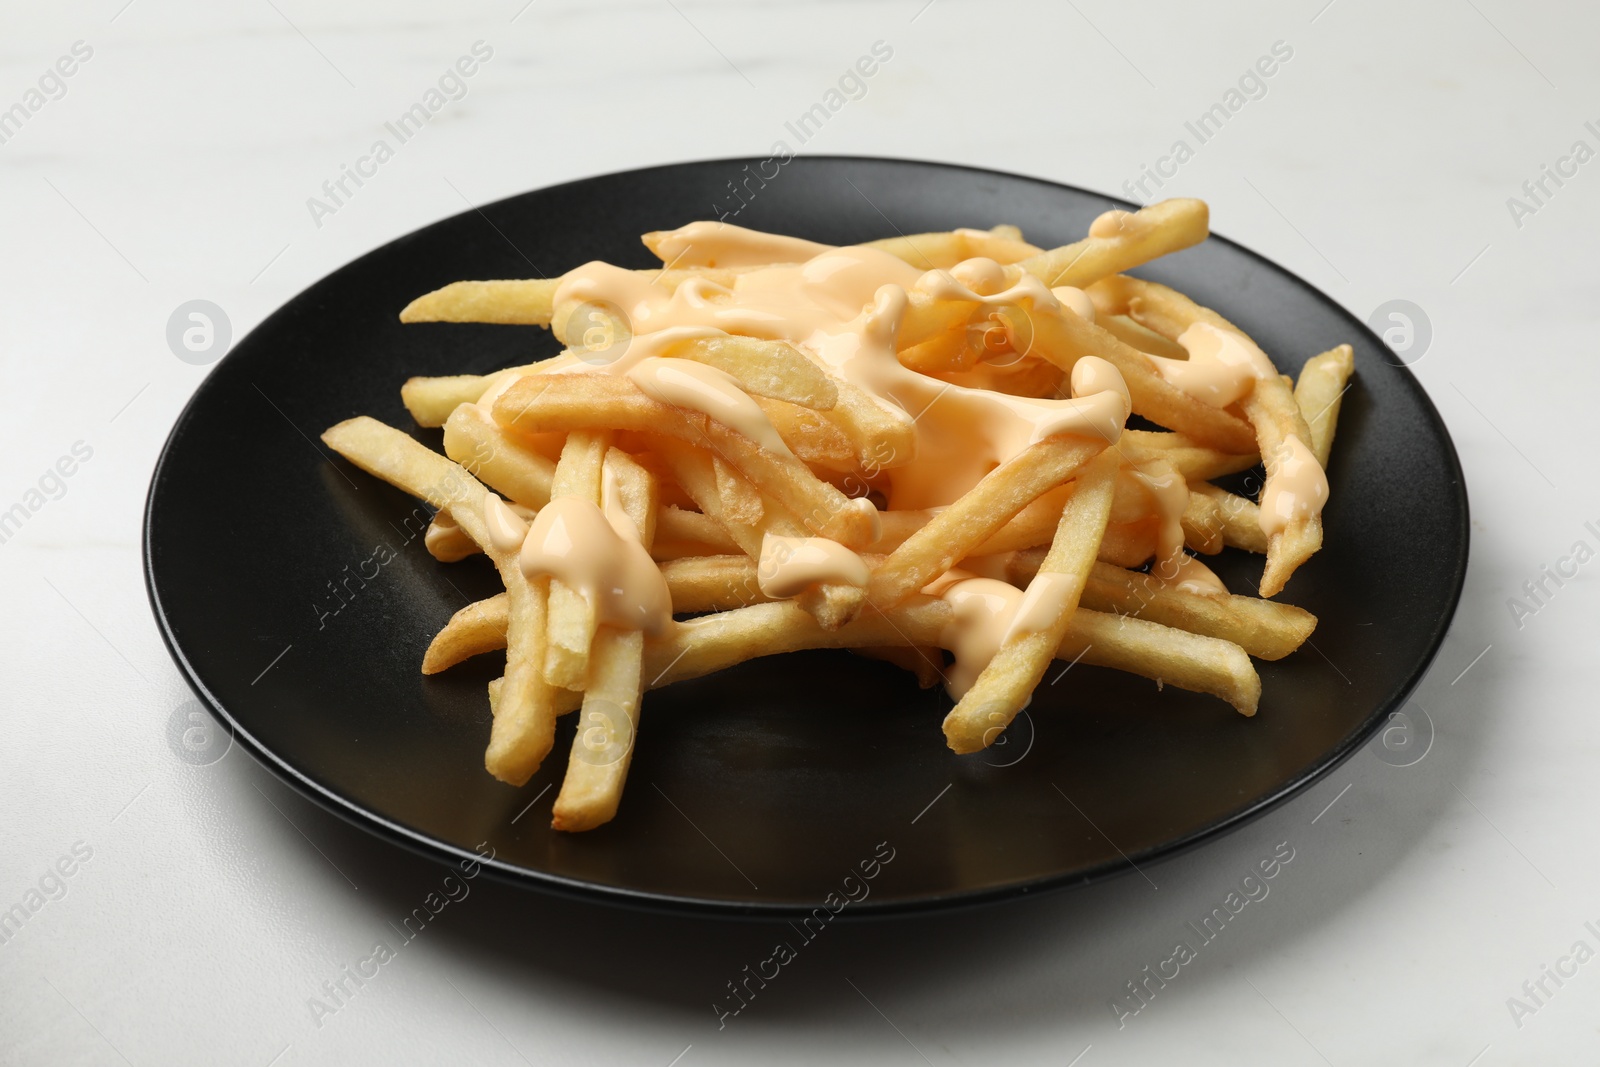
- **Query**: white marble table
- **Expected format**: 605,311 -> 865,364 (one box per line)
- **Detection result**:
3,1 -> 1596,1063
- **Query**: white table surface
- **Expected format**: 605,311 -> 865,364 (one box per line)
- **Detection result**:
3,1 -> 1595,1064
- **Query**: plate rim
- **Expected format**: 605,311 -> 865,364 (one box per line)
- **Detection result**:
142,154 -> 1471,919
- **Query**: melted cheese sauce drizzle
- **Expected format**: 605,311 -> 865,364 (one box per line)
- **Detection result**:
1132,466 -> 1190,577
1146,322 -> 1276,409
1155,554 -> 1228,597
1259,434 -> 1329,537
483,495 -> 530,554
1001,571 -> 1077,645
937,576 -> 1027,700
519,496 -> 673,635
1143,321 -> 1328,536
757,534 -> 870,598
625,356 -> 794,457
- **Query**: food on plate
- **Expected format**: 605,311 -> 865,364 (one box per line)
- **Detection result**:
322,198 -> 1347,830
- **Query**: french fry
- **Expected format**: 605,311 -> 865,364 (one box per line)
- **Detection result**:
653,437 -> 866,629
399,267 -> 752,326
899,292 -> 982,350
654,505 -> 740,557
1016,301 -> 1258,453
669,334 -> 838,411
1005,555 -> 1317,661
321,416 -> 558,785
660,555 -> 772,613
642,599 -> 1259,713
1121,430 -> 1257,481
401,365 -> 530,428
1185,483 -> 1269,555
1021,199 -> 1209,289
755,397 -> 859,471
866,227 -> 1043,270
552,628 -> 645,831
1245,385 -> 1324,597
814,377 -> 917,472
423,511 -> 480,563
493,374 -> 877,548
424,596 -> 514,673
1097,313 -> 1191,361
1107,275 -> 1325,595
550,448 -> 658,832
432,594 -> 1258,716
1294,345 -> 1355,468
400,280 -> 562,326
543,431 -> 611,689
603,447 -> 657,550
1060,610 -> 1259,717
443,402 -> 555,508
712,455 -> 764,527
868,437 -> 1104,609
943,450 -> 1119,753
1097,522 -> 1155,569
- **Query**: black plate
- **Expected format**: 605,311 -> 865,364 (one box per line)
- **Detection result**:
144,157 -> 1468,918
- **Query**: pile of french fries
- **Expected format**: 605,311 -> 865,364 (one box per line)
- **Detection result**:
321,198 -> 1354,831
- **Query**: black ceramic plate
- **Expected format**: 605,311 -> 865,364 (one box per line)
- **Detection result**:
145,158 -> 1468,917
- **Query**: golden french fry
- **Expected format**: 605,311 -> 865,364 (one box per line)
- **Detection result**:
1245,385 -> 1324,597
1096,313 -> 1191,361
1061,610 -> 1259,716
868,437 -> 1104,609
400,366 -> 527,428
400,352 -> 582,428
437,593 -> 1257,716
814,377 -> 917,472
1294,345 -> 1355,468
399,268 -> 752,326
552,628 -> 645,831
1097,521 -> 1155,569
944,450 -> 1119,753
659,555 -> 772,613
712,455 -> 764,527
543,431 -> 610,690
493,374 -> 876,548
668,334 -> 838,411
653,437 -> 866,630
1121,429 -> 1257,481
900,292 -> 982,350
1005,556 -> 1316,661
604,447 -> 657,549
320,416 -> 558,784
424,595 -> 514,674
654,505 -> 740,557
866,228 -> 1043,270
1018,301 -> 1258,454
401,280 -> 563,326
1021,199 -> 1209,289
442,402 -> 555,508
552,439 -> 661,831
754,397 -> 859,471
422,511 -> 479,563
1185,483 -> 1269,555
1105,275 -> 1327,595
